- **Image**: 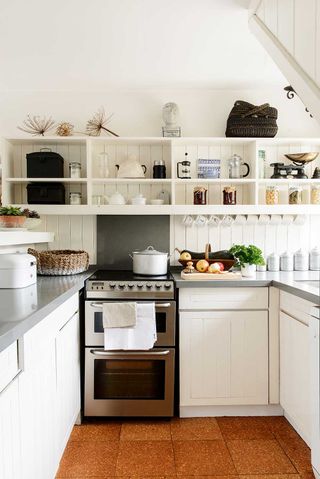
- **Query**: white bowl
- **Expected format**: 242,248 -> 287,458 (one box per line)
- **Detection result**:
131,198 -> 146,205
150,199 -> 164,205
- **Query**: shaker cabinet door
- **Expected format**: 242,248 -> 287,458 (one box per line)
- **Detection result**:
180,310 -> 269,406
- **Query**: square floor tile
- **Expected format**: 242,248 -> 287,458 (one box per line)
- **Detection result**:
227,439 -> 297,474
263,417 -> 300,438
238,475 -> 300,479
277,434 -> 313,473
217,417 -> 274,440
56,441 -> 118,477
120,420 -> 171,441
170,417 -> 222,440
70,422 -> 121,441
173,440 -> 236,476
116,440 -> 176,476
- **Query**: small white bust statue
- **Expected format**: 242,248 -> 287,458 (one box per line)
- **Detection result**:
162,102 -> 179,127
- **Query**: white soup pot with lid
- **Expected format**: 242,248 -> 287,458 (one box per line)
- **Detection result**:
129,246 -> 169,276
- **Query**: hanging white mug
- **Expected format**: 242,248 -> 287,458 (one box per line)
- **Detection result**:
182,215 -> 193,227
207,215 -> 221,227
194,215 -> 208,227
234,215 -> 246,225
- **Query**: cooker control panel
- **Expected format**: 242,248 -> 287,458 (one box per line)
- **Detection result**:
86,280 -> 174,299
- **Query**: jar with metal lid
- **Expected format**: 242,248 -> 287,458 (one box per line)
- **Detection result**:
289,185 -> 302,204
267,252 -> 280,272
294,249 -> 309,271
193,186 -> 207,205
153,159 -> 166,179
69,162 -> 81,179
266,185 -> 279,205
311,185 -> 320,204
69,192 -> 82,205
280,251 -> 293,271
310,246 -> 320,270
223,186 -> 236,205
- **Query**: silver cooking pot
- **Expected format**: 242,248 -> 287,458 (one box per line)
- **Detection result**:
129,246 -> 169,276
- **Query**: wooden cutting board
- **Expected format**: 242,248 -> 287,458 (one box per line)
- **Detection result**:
181,270 -> 242,280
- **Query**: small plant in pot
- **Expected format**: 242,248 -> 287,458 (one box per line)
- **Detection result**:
0,206 -> 26,229
229,244 -> 265,277
22,209 -> 41,230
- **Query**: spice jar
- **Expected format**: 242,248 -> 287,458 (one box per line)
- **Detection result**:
294,249 -> 309,271
280,251 -> 293,271
311,185 -> 320,204
193,186 -> 207,205
69,162 -> 81,179
310,246 -> 320,271
289,185 -> 302,204
223,186 -> 236,205
69,192 -> 82,205
266,186 -> 279,205
267,252 -> 280,272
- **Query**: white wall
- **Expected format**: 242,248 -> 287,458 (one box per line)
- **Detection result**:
1,88 -> 320,138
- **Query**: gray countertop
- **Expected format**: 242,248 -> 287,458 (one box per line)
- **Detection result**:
172,269 -> 320,304
0,270 -> 94,353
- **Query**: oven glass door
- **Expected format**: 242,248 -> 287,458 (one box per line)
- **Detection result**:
84,347 -> 175,416
85,301 -> 175,347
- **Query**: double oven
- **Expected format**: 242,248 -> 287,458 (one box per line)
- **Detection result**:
84,271 -> 176,417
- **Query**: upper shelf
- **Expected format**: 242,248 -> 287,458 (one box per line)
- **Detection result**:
0,231 -> 54,246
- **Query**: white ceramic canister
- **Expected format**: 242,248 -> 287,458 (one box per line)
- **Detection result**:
294,249 -> 309,271
280,251 -> 294,271
267,252 -> 280,272
310,246 -> 320,271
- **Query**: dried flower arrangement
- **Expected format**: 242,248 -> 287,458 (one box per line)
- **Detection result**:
86,107 -> 119,137
56,121 -> 74,136
18,115 -> 56,136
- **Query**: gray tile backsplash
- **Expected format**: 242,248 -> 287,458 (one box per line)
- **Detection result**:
97,215 -> 170,269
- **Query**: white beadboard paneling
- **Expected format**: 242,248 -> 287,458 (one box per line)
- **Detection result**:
317,0 -> 320,87
264,0 -> 278,36
294,0 -> 317,80
277,0 -> 295,54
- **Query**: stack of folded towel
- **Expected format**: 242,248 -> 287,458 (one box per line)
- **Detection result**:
103,302 -> 157,350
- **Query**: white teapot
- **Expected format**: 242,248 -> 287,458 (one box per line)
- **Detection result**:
104,191 -> 126,205
116,154 -> 147,178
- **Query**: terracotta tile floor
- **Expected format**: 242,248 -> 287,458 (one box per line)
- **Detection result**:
56,416 -> 314,478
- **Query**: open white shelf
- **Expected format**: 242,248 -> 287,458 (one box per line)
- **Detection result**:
1,136 -> 320,215
0,231 -> 54,246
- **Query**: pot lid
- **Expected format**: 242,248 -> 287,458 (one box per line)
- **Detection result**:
132,245 -> 168,255
0,253 -> 36,269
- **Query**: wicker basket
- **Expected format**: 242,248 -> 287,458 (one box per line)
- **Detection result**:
28,248 -> 89,276
177,244 -> 235,271
226,100 -> 278,138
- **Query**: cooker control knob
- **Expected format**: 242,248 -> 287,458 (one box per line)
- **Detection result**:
109,283 -> 116,289
128,283 -> 134,289
137,283 -> 144,289
118,283 -> 126,289
155,283 -> 162,289
164,283 -> 172,289
146,283 -> 152,289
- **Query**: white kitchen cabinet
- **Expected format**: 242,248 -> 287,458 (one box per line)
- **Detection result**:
16,293 -> 79,479
280,310 -> 312,445
0,379 -> 22,479
180,310 -> 269,406
56,311 -> 80,458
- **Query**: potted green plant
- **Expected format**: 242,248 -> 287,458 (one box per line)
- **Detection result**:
0,206 -> 26,229
22,209 -> 41,230
229,244 -> 265,277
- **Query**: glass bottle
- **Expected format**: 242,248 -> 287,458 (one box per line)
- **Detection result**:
223,186 -> 237,205
193,186 -> 207,205
69,162 -> 81,179
266,185 -> 279,205
258,149 -> 266,179
289,185 -> 302,204
311,185 -> 320,204
69,192 -> 82,205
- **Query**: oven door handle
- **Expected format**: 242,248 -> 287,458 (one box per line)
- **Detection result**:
89,302 -> 172,309
90,349 -> 170,358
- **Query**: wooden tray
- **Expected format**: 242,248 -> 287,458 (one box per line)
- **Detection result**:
181,270 -> 242,281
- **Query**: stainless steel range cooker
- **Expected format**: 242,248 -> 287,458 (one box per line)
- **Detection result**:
84,270 -> 176,417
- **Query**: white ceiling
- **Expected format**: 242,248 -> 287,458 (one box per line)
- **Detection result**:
0,0 -> 286,91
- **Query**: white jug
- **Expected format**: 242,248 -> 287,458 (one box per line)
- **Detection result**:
104,191 -> 126,205
116,154 -> 147,178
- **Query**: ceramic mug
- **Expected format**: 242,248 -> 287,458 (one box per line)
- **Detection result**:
246,215 -> 258,225
182,215 -> 193,227
258,215 -> 270,225
294,215 -> 307,225
281,215 -> 294,225
221,215 -> 234,227
207,215 -> 221,227
270,214 -> 282,225
234,214 -> 246,225
194,215 -> 208,227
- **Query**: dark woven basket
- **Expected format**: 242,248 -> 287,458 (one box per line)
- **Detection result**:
226,100 -> 278,137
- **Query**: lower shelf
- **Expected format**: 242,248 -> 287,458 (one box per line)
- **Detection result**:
12,204 -> 320,215
0,231 -> 54,246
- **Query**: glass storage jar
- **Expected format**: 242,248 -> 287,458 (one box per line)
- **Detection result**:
267,252 -> 280,272
266,185 -> 279,205
193,186 -> 207,205
69,192 -> 82,205
311,185 -> 320,204
280,251 -> 293,271
294,249 -> 309,271
223,186 -> 236,205
69,162 -> 81,179
289,185 -> 302,204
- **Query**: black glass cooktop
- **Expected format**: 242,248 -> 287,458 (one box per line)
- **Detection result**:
89,270 -> 173,281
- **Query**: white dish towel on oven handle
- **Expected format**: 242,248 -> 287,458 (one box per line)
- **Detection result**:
104,302 -> 157,350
